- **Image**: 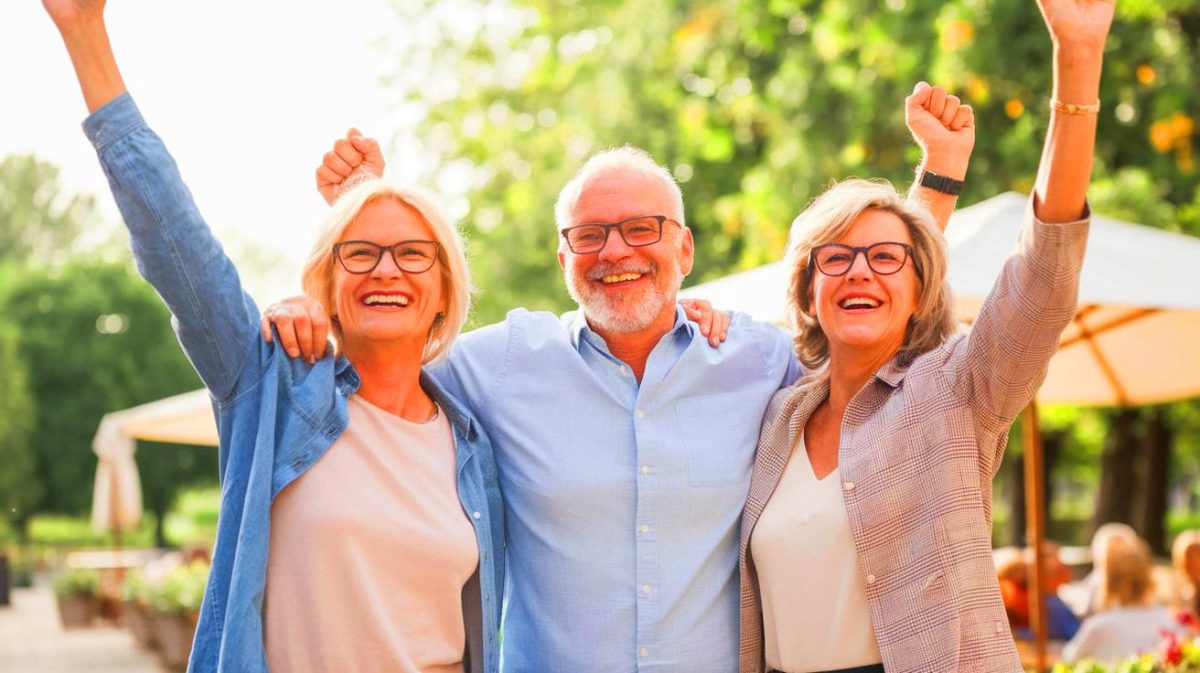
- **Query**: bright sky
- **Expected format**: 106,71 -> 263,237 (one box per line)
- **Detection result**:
1,1 -> 412,302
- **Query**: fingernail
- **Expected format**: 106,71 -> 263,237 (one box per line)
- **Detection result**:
288,349 -> 299,357
308,356 -> 315,366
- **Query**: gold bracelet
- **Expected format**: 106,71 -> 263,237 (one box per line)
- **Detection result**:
1049,99 -> 1101,116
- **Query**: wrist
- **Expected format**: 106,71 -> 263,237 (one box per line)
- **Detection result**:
919,155 -> 969,182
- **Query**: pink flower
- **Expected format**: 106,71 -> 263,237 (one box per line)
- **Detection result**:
1177,610 -> 1200,632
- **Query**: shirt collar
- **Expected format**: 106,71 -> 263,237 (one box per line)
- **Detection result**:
566,303 -> 696,352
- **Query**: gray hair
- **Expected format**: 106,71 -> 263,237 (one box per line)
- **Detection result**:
554,146 -> 686,230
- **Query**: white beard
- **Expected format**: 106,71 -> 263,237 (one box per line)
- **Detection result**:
565,260 -> 683,334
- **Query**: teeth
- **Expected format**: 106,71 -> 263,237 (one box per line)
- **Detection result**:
364,295 -> 410,306
600,273 -> 643,284
840,297 -> 880,309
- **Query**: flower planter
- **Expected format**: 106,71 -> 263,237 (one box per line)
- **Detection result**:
56,594 -> 98,629
124,600 -> 158,650
153,612 -> 197,671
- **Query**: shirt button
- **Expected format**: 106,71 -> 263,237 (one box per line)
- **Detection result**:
640,524 -> 650,534
641,584 -> 651,594
620,366 -> 630,377
843,481 -> 855,492
635,409 -> 645,419
866,574 -> 876,585
640,465 -> 650,475
996,621 -> 1004,634
640,647 -> 649,657
472,511 -> 481,519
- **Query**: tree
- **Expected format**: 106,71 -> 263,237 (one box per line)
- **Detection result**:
0,316 -> 38,540
380,0 -> 1200,324
2,261 -> 214,535
0,154 -> 98,269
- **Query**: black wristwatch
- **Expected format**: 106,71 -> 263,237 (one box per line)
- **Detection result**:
919,169 -> 965,196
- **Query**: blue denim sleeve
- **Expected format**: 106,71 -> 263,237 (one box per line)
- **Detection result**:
83,93 -> 260,401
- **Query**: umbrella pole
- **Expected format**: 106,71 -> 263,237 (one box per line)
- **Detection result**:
1023,402 -> 1049,672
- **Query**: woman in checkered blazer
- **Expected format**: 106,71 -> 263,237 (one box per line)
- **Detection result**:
738,1 -> 1113,672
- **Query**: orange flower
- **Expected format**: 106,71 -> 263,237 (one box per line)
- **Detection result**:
1150,120 -> 1175,153
1004,98 -> 1024,119
1136,64 -> 1157,86
940,20 -> 975,51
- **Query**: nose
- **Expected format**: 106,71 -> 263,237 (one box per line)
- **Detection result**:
596,229 -> 634,262
370,249 -> 404,278
845,249 -> 874,281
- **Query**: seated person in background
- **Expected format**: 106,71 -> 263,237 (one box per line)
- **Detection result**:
996,543 -> 1081,641
1066,521 -> 1140,616
1063,537 -> 1183,663
1171,530 -> 1200,616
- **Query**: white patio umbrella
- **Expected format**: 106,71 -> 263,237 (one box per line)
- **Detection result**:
682,191 -> 1200,670
90,389 -> 218,533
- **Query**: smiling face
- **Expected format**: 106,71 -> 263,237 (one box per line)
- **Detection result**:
332,197 -> 445,353
558,168 -> 694,335
811,208 -> 920,361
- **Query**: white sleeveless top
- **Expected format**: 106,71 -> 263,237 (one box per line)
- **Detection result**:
750,435 -> 882,672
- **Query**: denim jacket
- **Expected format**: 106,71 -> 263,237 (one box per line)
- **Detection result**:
84,94 -> 504,673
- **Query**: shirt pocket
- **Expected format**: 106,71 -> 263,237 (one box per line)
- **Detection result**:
674,392 -> 761,488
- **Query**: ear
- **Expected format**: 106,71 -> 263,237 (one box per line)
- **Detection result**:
557,248 -> 567,271
678,227 -> 695,277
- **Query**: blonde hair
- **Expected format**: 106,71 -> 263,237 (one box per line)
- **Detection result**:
299,179 -> 471,365
783,178 -> 956,369
554,146 -> 686,232
1100,537 -> 1155,609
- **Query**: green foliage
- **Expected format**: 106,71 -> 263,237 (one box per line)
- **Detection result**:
0,317 -> 38,535
385,0 -> 1200,325
1,261 -> 209,521
52,568 -> 100,598
122,568 -> 152,605
150,561 -> 210,617
0,154 -> 98,269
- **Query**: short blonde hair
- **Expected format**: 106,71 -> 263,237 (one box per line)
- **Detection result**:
299,179 -> 471,365
554,146 -> 686,231
783,178 -> 955,369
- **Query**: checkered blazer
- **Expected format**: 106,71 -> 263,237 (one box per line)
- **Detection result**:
739,207 -> 1090,673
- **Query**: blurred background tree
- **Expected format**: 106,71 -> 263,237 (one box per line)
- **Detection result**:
0,156 -> 216,547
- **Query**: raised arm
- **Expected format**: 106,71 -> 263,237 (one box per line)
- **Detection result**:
44,0 -> 265,401
1032,0 -> 1113,222
44,0 -> 125,112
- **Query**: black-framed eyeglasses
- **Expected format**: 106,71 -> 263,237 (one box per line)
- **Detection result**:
560,215 -> 681,254
809,241 -> 917,277
333,240 -> 442,274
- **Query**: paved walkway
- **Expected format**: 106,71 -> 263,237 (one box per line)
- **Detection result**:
0,586 -> 164,673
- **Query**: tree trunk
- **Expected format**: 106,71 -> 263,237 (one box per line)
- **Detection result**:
1137,406 -> 1171,555
152,506 -> 168,549
1093,407 -> 1139,534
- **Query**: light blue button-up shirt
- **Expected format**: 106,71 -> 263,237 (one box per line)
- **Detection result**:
433,306 -> 799,672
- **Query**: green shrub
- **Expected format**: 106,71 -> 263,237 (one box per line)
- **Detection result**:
121,568 -> 152,605
53,568 -> 100,598
150,561 -> 209,617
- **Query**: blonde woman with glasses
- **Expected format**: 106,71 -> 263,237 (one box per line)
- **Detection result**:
738,1 -> 1113,671
41,1 -> 504,671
